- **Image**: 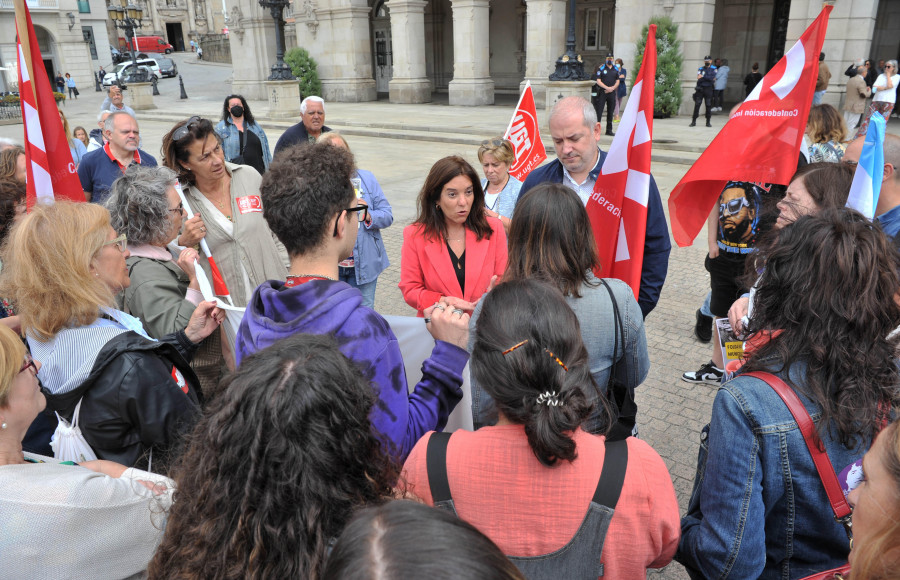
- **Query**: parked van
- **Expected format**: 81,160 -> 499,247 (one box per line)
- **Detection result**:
119,36 -> 173,54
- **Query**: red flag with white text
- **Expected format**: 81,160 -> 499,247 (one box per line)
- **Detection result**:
587,24 -> 657,298
504,81 -> 547,181
15,0 -> 84,206
667,5 -> 832,247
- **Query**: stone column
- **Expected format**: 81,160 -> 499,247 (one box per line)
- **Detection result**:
521,0 -> 566,109
317,0 -> 377,102
785,0 -> 878,109
388,0 -> 431,103
448,0 -> 493,105
669,0 -> 715,116
127,82 -> 157,110
266,79 -> 302,118
229,0 -> 281,101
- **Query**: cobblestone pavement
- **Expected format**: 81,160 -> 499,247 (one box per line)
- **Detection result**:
0,54 -> 745,578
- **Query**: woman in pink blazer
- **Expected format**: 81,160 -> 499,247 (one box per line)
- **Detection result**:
400,156 -> 507,317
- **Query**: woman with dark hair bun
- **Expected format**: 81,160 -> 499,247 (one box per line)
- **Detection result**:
148,333 -> 400,580
470,182 -> 648,434
323,501 -> 525,580
678,209 -> 900,578
403,278 -> 679,579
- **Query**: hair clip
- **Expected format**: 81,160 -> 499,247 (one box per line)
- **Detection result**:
536,391 -> 562,407
502,339 -> 528,355
544,349 -> 569,372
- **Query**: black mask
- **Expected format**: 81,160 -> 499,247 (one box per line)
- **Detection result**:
607,60 -> 613,66
230,105 -> 244,118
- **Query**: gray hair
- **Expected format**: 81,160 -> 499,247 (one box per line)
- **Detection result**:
104,110 -> 136,133
105,165 -> 178,246
300,96 -> 325,115
887,60 -> 899,71
549,96 -> 598,129
317,131 -> 350,151
97,110 -> 112,123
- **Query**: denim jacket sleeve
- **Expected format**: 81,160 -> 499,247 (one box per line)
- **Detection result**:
359,170 -> 394,230
621,284 -> 650,389
678,385 -> 766,579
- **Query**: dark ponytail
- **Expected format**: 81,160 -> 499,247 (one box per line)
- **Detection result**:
470,278 -> 606,466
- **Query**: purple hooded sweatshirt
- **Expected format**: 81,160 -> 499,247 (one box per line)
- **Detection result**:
235,279 -> 468,459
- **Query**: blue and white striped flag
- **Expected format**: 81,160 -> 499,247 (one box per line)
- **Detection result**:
845,114 -> 886,219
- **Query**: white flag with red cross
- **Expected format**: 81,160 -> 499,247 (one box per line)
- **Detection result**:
504,82 -> 547,181
587,24 -> 657,298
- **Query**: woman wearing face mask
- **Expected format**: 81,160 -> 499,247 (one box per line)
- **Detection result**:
215,95 -> 271,175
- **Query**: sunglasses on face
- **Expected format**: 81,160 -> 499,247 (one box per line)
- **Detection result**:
172,116 -> 202,142
332,205 -> 369,236
719,197 -> 750,218
103,233 -> 128,253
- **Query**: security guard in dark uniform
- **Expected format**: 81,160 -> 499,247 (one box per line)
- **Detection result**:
691,56 -> 717,127
592,53 -> 620,136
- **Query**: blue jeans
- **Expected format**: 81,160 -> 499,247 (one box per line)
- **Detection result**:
700,291 -> 713,318
339,266 -> 377,310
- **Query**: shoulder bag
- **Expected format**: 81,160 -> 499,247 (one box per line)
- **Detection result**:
742,371 -> 851,580
600,279 -> 638,442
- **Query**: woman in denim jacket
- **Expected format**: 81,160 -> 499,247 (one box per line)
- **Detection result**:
677,209 -> 899,579
468,183 -> 648,433
215,95 -> 271,175
318,133 -> 393,309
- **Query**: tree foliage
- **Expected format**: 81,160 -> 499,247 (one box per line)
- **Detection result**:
284,47 -> 322,99
634,16 -> 683,118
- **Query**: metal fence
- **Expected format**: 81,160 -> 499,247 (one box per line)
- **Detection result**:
0,100 -> 22,123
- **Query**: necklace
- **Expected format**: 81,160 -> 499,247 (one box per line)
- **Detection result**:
288,273 -> 337,281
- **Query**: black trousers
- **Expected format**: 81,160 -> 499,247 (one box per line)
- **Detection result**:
713,89 -> 724,109
593,91 -> 616,132
692,85 -> 713,121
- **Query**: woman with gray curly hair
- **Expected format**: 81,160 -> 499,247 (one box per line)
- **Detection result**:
106,165 -> 224,393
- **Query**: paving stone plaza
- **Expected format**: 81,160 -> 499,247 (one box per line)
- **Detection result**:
4,52 -> 899,578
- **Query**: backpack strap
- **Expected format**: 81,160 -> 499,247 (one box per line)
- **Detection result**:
592,439 -> 628,509
742,371 -> 852,539
426,431 -> 453,503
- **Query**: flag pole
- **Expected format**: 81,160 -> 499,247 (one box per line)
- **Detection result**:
13,0 -> 37,105
504,81 -> 531,138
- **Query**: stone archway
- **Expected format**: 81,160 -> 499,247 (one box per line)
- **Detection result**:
33,25 -> 59,87
371,0 -> 392,95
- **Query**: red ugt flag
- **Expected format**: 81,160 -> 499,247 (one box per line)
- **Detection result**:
667,5 -> 832,247
504,81 -> 547,181
15,0 -> 84,207
587,24 -> 657,298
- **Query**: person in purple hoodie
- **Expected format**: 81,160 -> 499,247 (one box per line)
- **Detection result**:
235,142 -> 471,460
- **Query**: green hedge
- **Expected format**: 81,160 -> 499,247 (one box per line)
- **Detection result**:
284,47 -> 322,100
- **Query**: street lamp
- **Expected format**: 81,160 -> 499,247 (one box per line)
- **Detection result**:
548,0 -> 587,81
107,0 -> 149,83
258,0 -> 295,81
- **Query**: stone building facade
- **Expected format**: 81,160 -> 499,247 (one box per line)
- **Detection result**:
0,0 -> 113,94
230,0 -> 899,113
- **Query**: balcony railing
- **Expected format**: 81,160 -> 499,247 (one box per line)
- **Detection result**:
0,0 -> 59,9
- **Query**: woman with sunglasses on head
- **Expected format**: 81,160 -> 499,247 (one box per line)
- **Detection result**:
1,202 -> 225,472
400,156 -> 507,316
0,324 -> 176,580
106,165 -> 225,395
161,117 -> 287,314
403,278 -> 679,579
477,138 -> 521,234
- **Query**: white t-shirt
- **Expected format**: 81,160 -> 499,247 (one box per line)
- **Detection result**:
873,74 -> 899,104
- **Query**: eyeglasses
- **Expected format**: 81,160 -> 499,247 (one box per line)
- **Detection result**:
480,139 -> 509,149
19,352 -> 36,376
172,116 -> 202,142
103,233 -> 128,253
332,205 -> 369,236
168,202 -> 183,215
719,197 -> 750,218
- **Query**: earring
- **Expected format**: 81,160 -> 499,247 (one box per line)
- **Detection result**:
1,422 -> 7,430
